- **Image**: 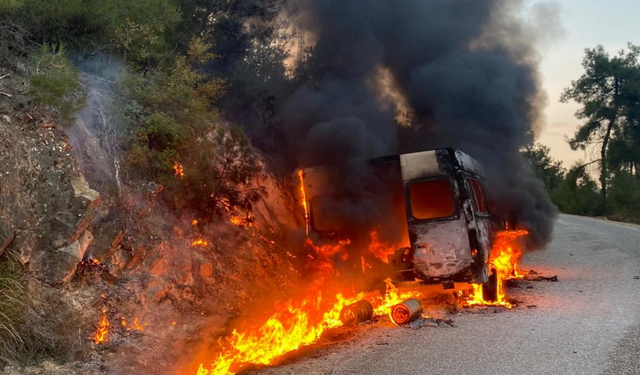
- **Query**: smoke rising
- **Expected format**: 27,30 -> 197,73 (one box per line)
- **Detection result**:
276,0 -> 558,249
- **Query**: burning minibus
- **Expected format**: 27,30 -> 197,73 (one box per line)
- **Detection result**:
297,148 -> 502,301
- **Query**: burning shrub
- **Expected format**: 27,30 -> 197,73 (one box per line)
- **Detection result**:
117,35 -> 263,216
180,125 -> 265,218
117,35 -> 223,176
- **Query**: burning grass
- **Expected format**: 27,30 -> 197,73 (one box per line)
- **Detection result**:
173,162 -> 185,179
93,309 -> 110,345
92,310 -> 146,345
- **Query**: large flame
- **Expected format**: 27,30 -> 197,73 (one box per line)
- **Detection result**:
466,229 -> 529,308
367,231 -> 404,264
193,174 -> 526,373
195,276 -> 420,375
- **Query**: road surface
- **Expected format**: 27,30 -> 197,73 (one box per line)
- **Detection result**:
250,214 -> 640,375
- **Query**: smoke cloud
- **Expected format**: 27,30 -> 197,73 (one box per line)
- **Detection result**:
276,0 -> 558,250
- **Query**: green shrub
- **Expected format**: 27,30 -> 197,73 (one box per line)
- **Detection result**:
608,171 -> 640,220
550,165 -> 603,216
117,36 -> 264,216
6,0 -> 179,59
0,0 -> 22,11
29,44 -> 85,122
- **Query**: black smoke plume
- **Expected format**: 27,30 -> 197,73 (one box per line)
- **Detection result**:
272,0 -> 558,250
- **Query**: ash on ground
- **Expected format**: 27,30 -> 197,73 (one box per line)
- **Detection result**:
406,316 -> 455,329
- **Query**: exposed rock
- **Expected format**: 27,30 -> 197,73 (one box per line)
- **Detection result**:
199,262 -> 213,279
103,263 -> 122,282
111,248 -> 132,270
145,276 -> 169,303
71,176 -> 100,204
47,175 -> 100,250
86,209 -> 126,261
0,118 -> 100,284
34,230 -> 94,285
66,74 -> 121,196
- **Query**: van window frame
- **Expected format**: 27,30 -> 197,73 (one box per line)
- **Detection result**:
309,193 -> 343,233
405,176 -> 460,223
466,177 -> 491,218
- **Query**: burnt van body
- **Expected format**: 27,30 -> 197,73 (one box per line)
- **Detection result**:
299,148 -> 500,295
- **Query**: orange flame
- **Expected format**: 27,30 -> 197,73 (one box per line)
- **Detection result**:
367,231 -> 401,264
228,212 -> 253,228
466,229 -> 529,308
173,162 -> 185,179
196,289 -> 357,374
195,278 -> 421,375
93,310 -> 110,344
373,278 -> 420,316
297,170 -> 309,235
121,317 -> 145,332
192,239 -> 209,247
193,222 -> 421,374
134,318 -> 145,332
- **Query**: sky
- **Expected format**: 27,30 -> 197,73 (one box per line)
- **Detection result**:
533,0 -> 640,168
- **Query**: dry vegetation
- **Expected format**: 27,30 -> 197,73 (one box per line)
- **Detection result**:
0,252 -> 88,367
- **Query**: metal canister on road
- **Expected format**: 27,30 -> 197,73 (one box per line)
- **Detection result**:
340,300 -> 373,326
390,298 -> 423,325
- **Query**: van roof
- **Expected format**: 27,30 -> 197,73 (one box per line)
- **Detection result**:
301,148 -> 485,177
371,148 -> 484,177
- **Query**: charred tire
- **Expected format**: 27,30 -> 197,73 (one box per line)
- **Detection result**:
482,267 -> 499,302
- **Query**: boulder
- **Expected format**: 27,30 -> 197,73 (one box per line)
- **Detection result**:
33,230 -> 93,285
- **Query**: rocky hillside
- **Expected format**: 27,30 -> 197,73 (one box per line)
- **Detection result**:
0,66 -> 305,374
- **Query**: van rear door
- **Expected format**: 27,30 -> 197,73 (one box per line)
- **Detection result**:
400,152 -> 473,280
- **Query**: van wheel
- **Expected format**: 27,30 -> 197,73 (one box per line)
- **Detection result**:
482,268 -> 498,302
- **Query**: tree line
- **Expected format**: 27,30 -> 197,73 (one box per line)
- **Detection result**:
2,1 -> 638,221
525,44 -> 640,221
1,0 -> 290,219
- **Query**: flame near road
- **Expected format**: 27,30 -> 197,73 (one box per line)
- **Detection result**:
193,230 -> 528,374
193,176 -> 529,374
466,229 -> 529,308
195,277 -> 419,375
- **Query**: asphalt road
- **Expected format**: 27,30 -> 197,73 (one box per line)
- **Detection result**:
250,214 -> 640,375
